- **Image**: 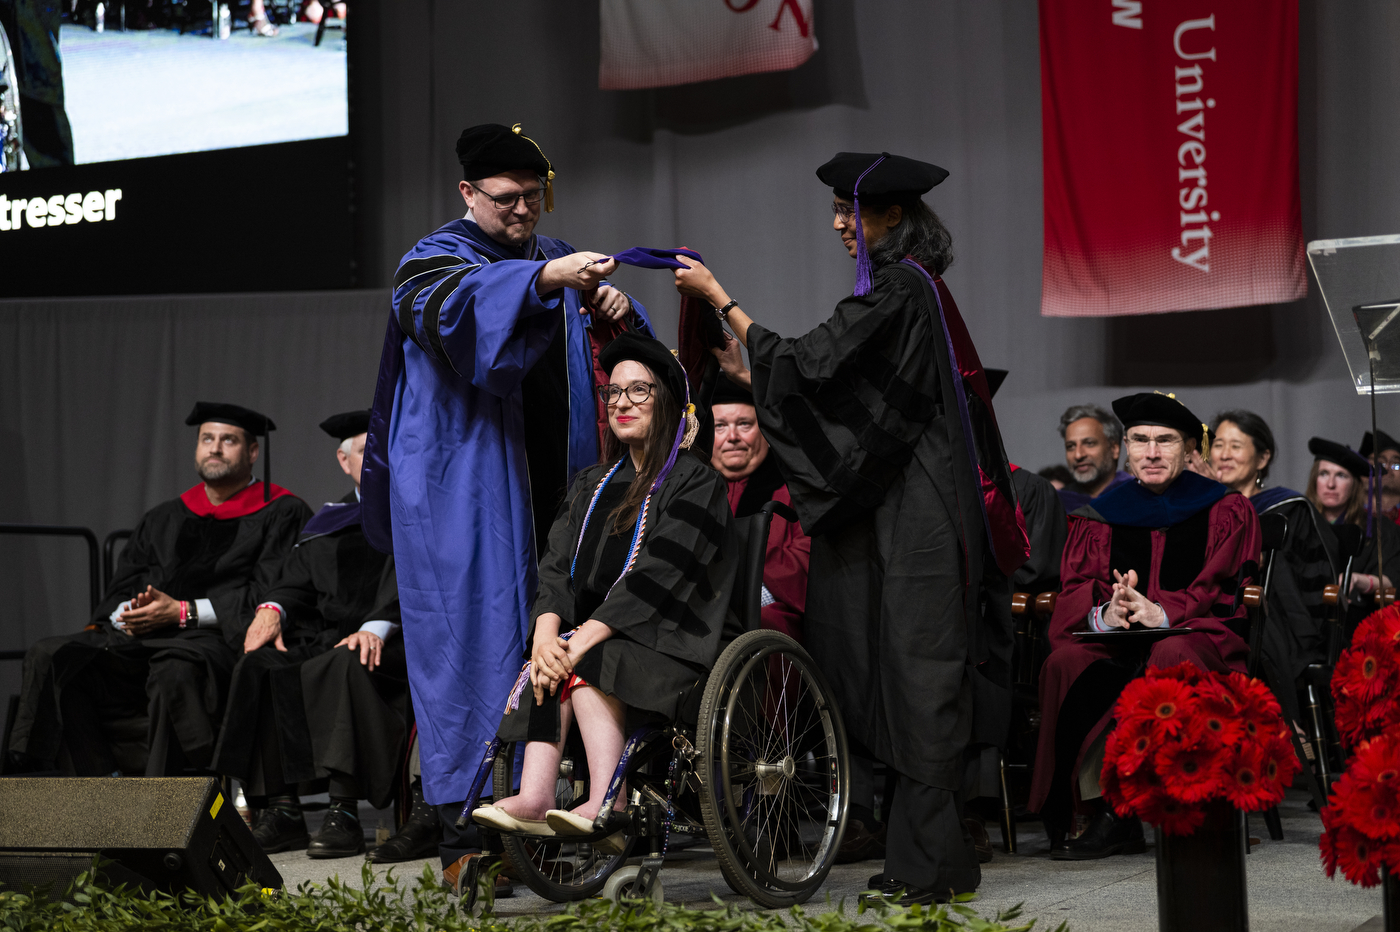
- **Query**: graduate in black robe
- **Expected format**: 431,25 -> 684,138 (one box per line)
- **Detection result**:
7,403 -> 311,776
673,152 -> 1028,902
210,411 -> 408,859
473,332 -> 741,844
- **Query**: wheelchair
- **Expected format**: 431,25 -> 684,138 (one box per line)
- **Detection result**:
454,500 -> 850,911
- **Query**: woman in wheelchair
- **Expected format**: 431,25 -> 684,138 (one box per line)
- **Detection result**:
472,331 -> 739,849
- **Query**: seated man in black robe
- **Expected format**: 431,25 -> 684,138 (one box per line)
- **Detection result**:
707,374 -> 809,641
210,410 -> 408,859
7,402 -> 311,776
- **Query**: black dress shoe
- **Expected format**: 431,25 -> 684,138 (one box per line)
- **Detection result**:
858,877 -> 958,907
367,789 -> 443,863
1051,808 -> 1145,861
252,807 -> 310,853
837,820 -> 888,863
308,805 -> 367,859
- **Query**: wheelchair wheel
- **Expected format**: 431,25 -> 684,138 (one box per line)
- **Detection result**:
491,740 -> 635,901
696,628 -> 849,907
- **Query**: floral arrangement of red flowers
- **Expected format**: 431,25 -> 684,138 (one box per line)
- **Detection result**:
1321,604 -> 1400,887
1100,662 -> 1299,836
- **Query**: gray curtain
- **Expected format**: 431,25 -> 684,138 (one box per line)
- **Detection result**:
6,1 -> 1400,696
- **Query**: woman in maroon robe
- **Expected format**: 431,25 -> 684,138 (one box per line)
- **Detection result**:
1030,392 -> 1262,859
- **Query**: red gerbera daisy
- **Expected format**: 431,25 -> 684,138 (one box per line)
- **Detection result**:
1257,730 -> 1300,803
1117,677 -> 1195,736
1320,821 -> 1390,887
1111,718 -> 1159,777
1155,741 -> 1226,803
1148,661 -> 1203,687
1334,642 -> 1399,708
1138,792 -> 1207,836
1222,744 -> 1275,812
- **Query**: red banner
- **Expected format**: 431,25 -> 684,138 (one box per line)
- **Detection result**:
1039,1 -> 1305,317
599,0 -> 816,91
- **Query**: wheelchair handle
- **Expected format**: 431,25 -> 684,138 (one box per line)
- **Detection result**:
1011,592 -> 1029,615
760,500 -> 798,524
1035,591 -> 1058,617
1242,585 -> 1263,608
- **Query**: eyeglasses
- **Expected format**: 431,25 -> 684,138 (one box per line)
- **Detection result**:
1377,462 -> 1400,472
1126,435 -> 1183,451
471,184 -> 545,211
598,382 -> 654,407
831,203 -> 856,221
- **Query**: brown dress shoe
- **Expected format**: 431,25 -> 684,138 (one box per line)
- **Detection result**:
964,816 -> 993,863
442,853 -> 514,898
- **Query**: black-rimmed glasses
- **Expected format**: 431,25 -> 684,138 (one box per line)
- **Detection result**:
831,202 -> 856,221
471,184 -> 545,211
598,382 -> 654,406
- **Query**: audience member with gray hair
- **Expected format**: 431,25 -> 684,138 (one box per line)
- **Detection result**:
1057,404 -> 1132,512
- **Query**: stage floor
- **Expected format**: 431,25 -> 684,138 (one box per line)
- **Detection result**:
274,789 -> 1382,931
59,21 -> 347,164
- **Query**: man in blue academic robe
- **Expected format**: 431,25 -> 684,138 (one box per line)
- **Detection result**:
362,122 -> 652,881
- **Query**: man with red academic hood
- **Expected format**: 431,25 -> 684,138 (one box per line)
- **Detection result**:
707,374 -> 809,640
1030,392 -> 1260,860
7,402 -> 312,777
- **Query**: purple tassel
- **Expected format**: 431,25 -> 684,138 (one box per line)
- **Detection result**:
851,155 -> 887,297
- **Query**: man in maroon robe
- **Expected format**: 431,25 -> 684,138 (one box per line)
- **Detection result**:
1030,392 -> 1261,859
707,374 -> 809,640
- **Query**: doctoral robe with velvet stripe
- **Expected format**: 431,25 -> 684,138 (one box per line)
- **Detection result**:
361,218 -> 653,804
497,454 -> 741,742
1028,475 -> 1260,813
745,262 -> 1021,792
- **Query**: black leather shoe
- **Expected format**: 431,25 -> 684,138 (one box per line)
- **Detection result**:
858,877 -> 957,907
837,819 -> 888,864
308,805 -> 366,859
252,807 -> 310,853
964,817 -> 993,864
367,788 -> 443,863
1051,808 -> 1145,861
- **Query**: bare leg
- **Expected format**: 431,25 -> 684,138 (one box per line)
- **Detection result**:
494,699 -> 574,821
568,685 -> 628,821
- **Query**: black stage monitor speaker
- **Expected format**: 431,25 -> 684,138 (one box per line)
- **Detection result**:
0,777 -> 282,897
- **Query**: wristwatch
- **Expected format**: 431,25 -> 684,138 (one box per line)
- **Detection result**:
713,299 -> 738,322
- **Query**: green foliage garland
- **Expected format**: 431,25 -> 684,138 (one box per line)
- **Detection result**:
0,863 -> 1066,932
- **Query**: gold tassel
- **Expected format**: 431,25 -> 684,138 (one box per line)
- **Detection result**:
512,122 -> 555,213
680,403 -> 700,450
1201,424 -> 1211,462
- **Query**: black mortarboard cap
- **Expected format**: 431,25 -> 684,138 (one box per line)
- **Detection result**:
456,122 -> 555,210
185,401 -> 275,436
1360,429 -> 1400,458
709,375 -> 754,408
1309,437 -> 1372,479
985,369 -> 1008,399
186,401 -> 276,501
816,151 -> 950,200
319,410 -> 371,441
598,331 -> 690,409
1112,392 -> 1209,453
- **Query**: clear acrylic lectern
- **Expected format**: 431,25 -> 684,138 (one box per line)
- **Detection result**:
1308,234 -> 1400,395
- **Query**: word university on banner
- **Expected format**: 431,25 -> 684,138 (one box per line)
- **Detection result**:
1038,1 -> 1305,317
599,0 -> 816,91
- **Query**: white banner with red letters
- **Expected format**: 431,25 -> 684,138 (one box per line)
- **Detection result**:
1039,0 -> 1306,317
599,0 -> 816,91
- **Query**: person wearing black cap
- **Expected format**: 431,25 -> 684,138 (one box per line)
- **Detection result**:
1029,392 -> 1262,859
472,332 -> 739,850
673,152 -> 1029,903
1305,437 -> 1400,606
1360,429 -> 1400,525
361,122 -> 657,881
209,410 -> 413,861
7,403 -> 312,778
707,374 -> 810,642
